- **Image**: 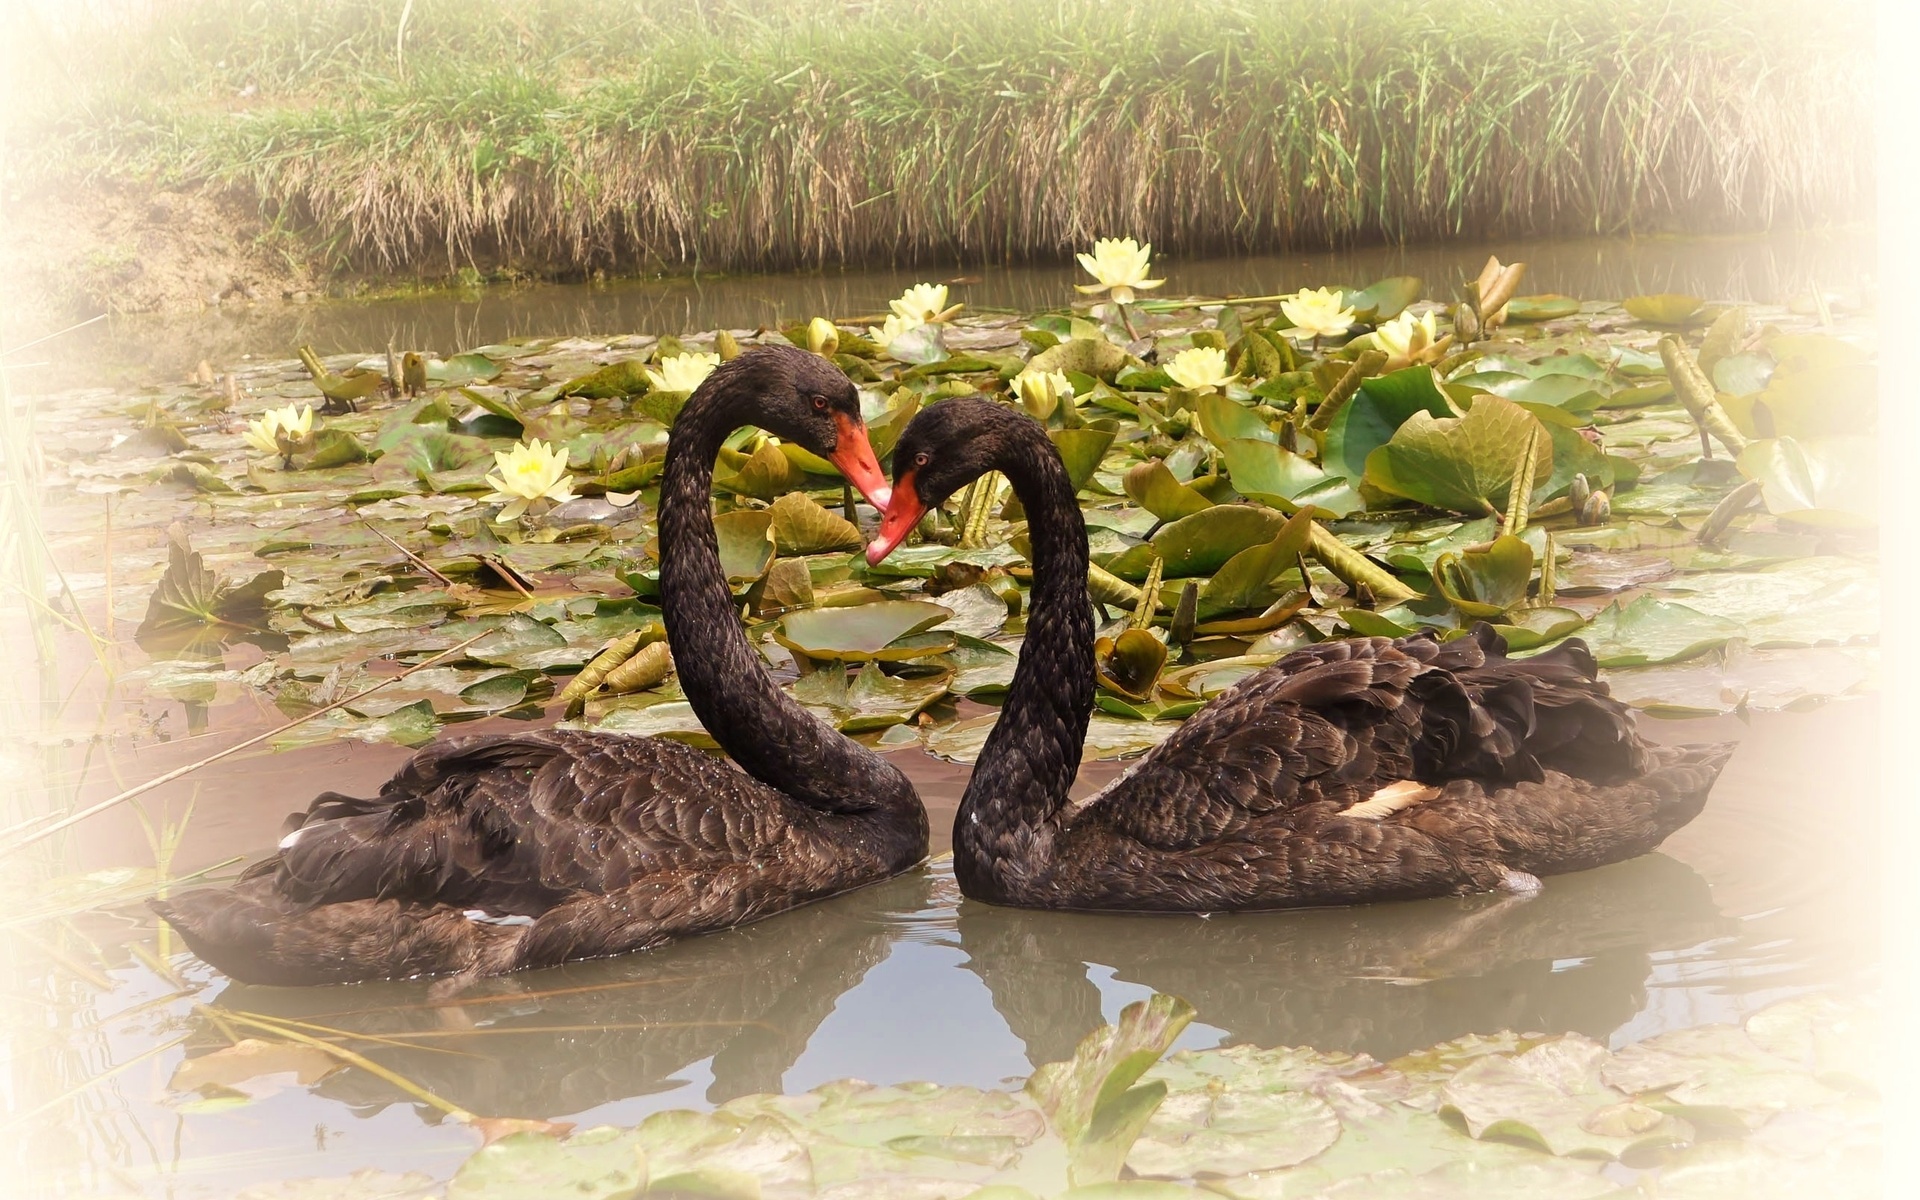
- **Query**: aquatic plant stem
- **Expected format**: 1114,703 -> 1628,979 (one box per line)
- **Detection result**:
2,631 -> 496,857
1306,350 -> 1387,433
213,1008 -> 477,1123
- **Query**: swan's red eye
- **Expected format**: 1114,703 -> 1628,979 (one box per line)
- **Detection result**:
811,395 -> 828,411
914,452 -> 930,467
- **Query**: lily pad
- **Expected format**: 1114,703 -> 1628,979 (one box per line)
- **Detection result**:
1096,628 -> 1169,702
1365,395 -> 1552,516
1439,1034 -> 1692,1158
1735,436 -> 1875,528
1219,439 -> 1362,517
1029,336 -> 1133,381
1505,295 -> 1582,322
1343,276 -> 1422,322
1322,366 -> 1456,484
1432,535 -> 1533,618
775,600 -> 955,662
712,509 -> 777,582
1197,510 -> 1314,619
769,492 -> 865,553
1582,597 -> 1742,667
1108,505 -> 1292,581
1125,460 -> 1214,521
447,1127 -> 646,1200
1027,994 -> 1197,1186
1197,393 -> 1277,445
1623,293 -> 1706,325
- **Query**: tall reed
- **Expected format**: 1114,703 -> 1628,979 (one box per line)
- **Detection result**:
9,0 -> 1873,275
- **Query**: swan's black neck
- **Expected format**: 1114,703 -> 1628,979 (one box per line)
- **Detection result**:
658,381 -> 921,844
954,419 -> 1095,901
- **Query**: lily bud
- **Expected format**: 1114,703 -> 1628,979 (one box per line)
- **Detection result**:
807,317 -> 841,358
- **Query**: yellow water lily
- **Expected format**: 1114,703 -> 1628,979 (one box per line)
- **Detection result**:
1280,287 -> 1357,340
1010,369 -> 1074,419
484,438 -> 576,521
1075,237 -> 1164,305
867,312 -> 925,354
242,404 -> 314,457
1373,309 -> 1449,369
1164,346 -> 1234,391
645,351 -> 721,394
806,317 -> 841,357
891,283 -> 963,325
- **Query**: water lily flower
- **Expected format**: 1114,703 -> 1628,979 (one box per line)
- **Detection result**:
867,312 -> 924,354
242,404 -> 314,457
645,351 -> 721,394
484,438 -> 576,521
1373,309 -> 1449,369
807,317 -> 841,357
1075,237 -> 1164,305
891,283 -> 963,325
1164,346 -> 1234,391
1280,287 -> 1357,341
1010,369 -> 1074,419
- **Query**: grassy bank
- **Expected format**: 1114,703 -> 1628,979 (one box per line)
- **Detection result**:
7,0 -> 1874,281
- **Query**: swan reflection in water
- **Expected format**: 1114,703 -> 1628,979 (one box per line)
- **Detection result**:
198,851 -> 1727,1122
956,850 -> 1731,1067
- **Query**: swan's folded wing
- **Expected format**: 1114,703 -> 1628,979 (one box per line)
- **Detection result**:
1072,639 -> 1429,848
271,729 -> 795,913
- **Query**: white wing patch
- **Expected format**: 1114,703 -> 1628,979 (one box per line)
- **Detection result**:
1342,780 -> 1442,820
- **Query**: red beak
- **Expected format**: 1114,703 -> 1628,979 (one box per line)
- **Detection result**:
866,469 -> 926,566
828,412 -> 891,510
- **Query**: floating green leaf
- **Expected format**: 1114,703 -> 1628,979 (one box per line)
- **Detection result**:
447,1127 -> 646,1200
1583,597 -> 1742,667
775,600 -> 954,662
1623,293 -> 1706,325
769,492 -> 865,553
1365,395 -> 1553,515
1322,366 -> 1455,483
1735,436 -> 1875,528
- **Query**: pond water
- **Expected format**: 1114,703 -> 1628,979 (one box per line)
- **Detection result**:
8,694 -> 1880,1196
2,229 -> 1880,1197
20,227 -> 1875,390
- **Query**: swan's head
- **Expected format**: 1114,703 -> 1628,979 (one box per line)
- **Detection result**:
868,396 -> 1037,565
704,344 -> 891,508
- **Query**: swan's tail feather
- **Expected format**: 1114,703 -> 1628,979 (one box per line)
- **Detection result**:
1642,740 -> 1738,839
150,883 -> 514,987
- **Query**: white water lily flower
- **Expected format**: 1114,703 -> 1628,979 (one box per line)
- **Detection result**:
1374,309 -> 1446,369
645,351 -> 721,394
484,438 -> 576,521
867,312 -> 925,353
1010,369 -> 1075,418
891,283 -> 962,324
1164,346 -> 1234,391
1281,287 -> 1357,340
242,404 -> 314,457
1075,237 -> 1165,305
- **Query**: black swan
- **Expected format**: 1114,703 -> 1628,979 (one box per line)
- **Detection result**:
155,345 -> 929,985
867,396 -> 1731,912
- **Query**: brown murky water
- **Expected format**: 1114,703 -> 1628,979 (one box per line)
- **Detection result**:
1,231 -> 1880,1196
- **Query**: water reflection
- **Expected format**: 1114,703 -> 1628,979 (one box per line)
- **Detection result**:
191,852 -> 1727,1125
34,228 -> 1874,391
203,871 -> 936,1118
957,852 -> 1730,1066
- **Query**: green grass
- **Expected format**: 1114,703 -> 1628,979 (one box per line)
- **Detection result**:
7,0 -> 1874,277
